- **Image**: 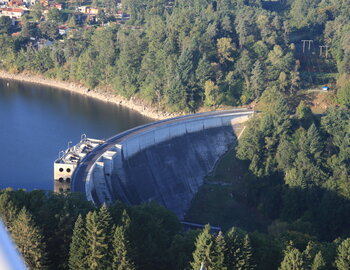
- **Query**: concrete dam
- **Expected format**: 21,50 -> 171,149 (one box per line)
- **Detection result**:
56,109 -> 254,218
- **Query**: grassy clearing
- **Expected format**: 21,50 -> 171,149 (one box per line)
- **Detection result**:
287,89 -> 336,114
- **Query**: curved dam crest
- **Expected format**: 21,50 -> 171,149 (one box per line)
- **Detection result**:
75,110 -> 254,218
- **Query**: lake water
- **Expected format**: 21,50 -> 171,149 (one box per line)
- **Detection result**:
0,79 -> 152,191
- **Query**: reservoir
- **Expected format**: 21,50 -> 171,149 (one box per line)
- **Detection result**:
0,79 -> 152,191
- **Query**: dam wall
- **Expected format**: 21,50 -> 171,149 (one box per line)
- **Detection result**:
83,110 -> 254,218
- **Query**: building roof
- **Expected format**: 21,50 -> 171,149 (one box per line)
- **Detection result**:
0,7 -> 24,12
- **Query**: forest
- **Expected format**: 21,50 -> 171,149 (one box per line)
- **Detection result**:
0,0 -> 350,269
2,100 -> 349,270
0,0 -> 349,112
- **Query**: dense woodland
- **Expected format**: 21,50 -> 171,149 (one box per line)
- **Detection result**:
0,0 -> 350,111
1,0 -> 350,269
0,94 -> 349,270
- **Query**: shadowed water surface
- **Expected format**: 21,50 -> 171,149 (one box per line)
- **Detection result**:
0,79 -> 152,190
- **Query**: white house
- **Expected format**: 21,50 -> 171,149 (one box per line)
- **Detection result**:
58,26 -> 69,35
0,8 -> 24,19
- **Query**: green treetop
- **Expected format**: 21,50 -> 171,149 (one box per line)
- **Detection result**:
68,215 -> 87,270
191,224 -> 215,270
335,238 -> 350,270
10,207 -> 47,270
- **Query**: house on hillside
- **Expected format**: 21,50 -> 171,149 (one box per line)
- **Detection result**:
9,0 -> 24,7
58,25 -> 69,35
0,7 -> 24,18
11,30 -> 21,36
77,5 -> 99,15
50,2 -> 62,9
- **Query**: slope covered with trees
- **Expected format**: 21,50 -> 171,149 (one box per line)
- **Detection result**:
1,145 -> 350,270
0,0 -> 350,269
0,0 -> 349,111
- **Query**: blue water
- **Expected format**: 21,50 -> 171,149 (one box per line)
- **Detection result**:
0,79 -> 152,190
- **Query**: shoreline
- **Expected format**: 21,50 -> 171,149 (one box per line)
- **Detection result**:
0,70 -> 182,120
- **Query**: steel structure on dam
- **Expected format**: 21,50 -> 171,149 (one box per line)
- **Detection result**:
60,109 -> 254,217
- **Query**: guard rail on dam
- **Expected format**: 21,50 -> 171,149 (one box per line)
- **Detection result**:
69,109 -> 254,218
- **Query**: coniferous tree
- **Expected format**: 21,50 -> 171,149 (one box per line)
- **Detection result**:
86,211 -> 108,270
279,242 -> 305,270
212,231 -> 227,270
191,224 -> 215,270
121,209 -> 131,228
0,191 -> 18,227
276,136 -> 296,171
225,227 -> 245,269
272,96 -> 291,136
290,71 -> 300,94
303,241 -> 317,267
306,124 -> 323,162
112,209 -> 135,270
302,241 -> 325,270
68,215 -> 87,270
112,225 -> 135,270
296,101 -> 314,128
335,238 -> 350,270
98,204 -> 113,268
311,251 -> 326,270
196,55 -> 213,86
241,234 -> 255,270
250,60 -> 264,99
10,207 -> 47,270
286,124 -> 326,187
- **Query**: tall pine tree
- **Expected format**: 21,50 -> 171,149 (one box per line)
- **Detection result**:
212,231 -> 227,270
250,60 -> 264,99
112,224 -> 135,270
0,191 -> 18,228
68,214 -> 87,270
10,207 -> 47,269
86,211 -> 109,270
311,251 -> 325,270
191,224 -> 215,270
112,209 -> 134,270
241,234 -> 255,270
279,242 -> 305,270
225,227 -> 245,269
98,204 -> 113,268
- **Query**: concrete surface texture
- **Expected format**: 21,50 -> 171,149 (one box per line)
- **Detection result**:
54,138 -> 104,193
82,110 -> 254,218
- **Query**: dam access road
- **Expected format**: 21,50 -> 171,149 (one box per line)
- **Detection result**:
71,109 -> 254,218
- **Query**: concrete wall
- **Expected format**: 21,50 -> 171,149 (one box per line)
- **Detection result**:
84,110 -> 253,218
54,163 -> 76,192
121,112 -> 252,160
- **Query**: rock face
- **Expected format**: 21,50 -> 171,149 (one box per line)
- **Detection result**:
84,110 -> 253,218
109,126 -> 237,218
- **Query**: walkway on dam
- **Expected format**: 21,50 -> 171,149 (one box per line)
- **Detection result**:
71,109 -> 253,194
